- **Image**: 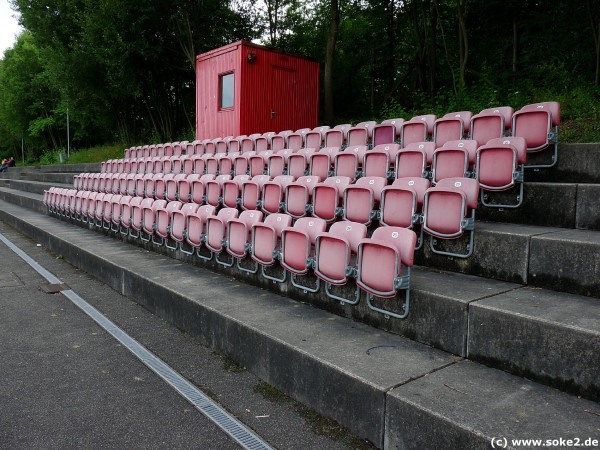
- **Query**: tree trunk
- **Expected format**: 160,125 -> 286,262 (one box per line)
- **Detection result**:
324,0 -> 340,125
587,0 -> 600,85
457,0 -> 468,89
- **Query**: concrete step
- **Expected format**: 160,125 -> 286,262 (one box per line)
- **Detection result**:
1,198 -> 599,404
12,162 -> 102,173
477,181 -> 600,230
527,143 -> 600,183
0,170 -> 77,185
1,201 -> 598,449
0,178 -> 72,196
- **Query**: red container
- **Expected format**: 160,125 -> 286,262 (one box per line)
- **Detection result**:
196,41 -> 320,140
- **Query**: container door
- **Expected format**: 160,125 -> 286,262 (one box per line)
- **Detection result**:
269,66 -> 297,133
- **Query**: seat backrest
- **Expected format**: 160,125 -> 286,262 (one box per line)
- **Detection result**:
371,226 -> 417,267
264,213 -> 293,237
328,220 -> 368,254
435,177 -> 479,210
482,136 -> 527,164
354,176 -> 387,199
392,177 -> 431,205
518,102 -> 560,126
289,217 -> 327,245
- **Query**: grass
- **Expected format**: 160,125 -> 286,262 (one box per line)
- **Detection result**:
66,143 -> 125,164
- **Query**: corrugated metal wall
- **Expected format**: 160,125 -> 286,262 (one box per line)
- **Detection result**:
196,41 -> 319,140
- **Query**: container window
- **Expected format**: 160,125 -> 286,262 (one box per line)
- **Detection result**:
220,72 -> 234,109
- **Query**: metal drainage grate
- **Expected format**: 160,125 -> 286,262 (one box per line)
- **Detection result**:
0,232 -> 274,450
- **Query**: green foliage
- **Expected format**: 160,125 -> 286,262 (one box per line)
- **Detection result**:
65,144 -> 125,164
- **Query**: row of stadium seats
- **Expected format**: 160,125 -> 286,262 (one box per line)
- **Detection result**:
91,137 -> 526,209
44,186 -> 427,319
122,101 -> 559,169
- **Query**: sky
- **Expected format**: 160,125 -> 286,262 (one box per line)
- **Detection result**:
0,0 -> 22,56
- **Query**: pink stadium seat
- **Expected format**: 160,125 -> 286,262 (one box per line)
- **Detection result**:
222,174 -> 251,208
140,199 -> 167,242
226,209 -> 264,273
311,176 -> 351,222
268,148 -> 296,177
342,176 -> 387,225
240,175 -> 271,211
190,174 -> 216,204
287,128 -> 311,150
182,204 -> 216,255
284,175 -> 322,219
347,121 -> 377,146
470,106 -> 514,145
372,118 -> 404,146
314,220 -> 367,305
168,203 -> 201,250
288,147 -> 317,178
309,147 -> 340,180
231,153 -> 252,176
324,124 -> 351,147
305,126 -> 330,149
476,136 -> 527,208
280,217 -> 327,292
380,177 -> 431,249
155,201 -> 183,245
356,226 -> 417,319
165,173 -> 187,202
395,142 -> 435,179
205,174 -> 232,207
433,111 -> 473,147
201,207 -> 240,262
250,213 -> 293,282
422,177 -> 479,258
260,175 -> 294,214
400,114 -> 436,147
334,145 -> 368,181
431,139 -> 478,184
512,101 -> 560,168
130,197 -> 154,238
120,196 -> 142,235
249,150 -> 275,177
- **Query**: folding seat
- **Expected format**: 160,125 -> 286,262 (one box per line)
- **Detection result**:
262,132 -> 277,149
342,176 -> 387,225
109,173 -> 121,194
124,148 -> 132,159
139,199 -> 168,242
362,148 -> 390,179
230,152 -> 253,176
217,154 -> 234,176
512,101 -> 560,168
155,173 -> 175,200
356,226 -> 417,319
476,136 -> 527,208
190,155 -> 205,175
72,173 -> 83,190
284,175 -> 322,219
170,155 -> 183,175
324,124 -> 351,148
347,121 -> 377,147
470,106 -> 514,145
260,175 -> 295,215
162,143 -> 174,157
174,142 -> 185,157
73,190 -> 85,221
161,155 -> 175,175
109,194 -> 127,232
433,111 -> 473,147
333,145 -> 368,181
101,161 -> 109,173
168,203 -> 200,250
117,159 -> 125,173
91,192 -> 108,225
165,173 -> 188,202
214,139 -> 228,155
270,132 -> 290,152
79,191 -> 94,222
117,173 -> 129,195
100,193 -> 117,228
205,174 -> 232,206
287,148 -> 317,178
154,201 -> 183,246
142,145 -> 151,158
240,175 -> 271,211
200,207 -> 240,262
149,145 -> 159,158
267,148 -> 296,177
222,209 -> 266,273
228,136 -> 243,154
311,176 -> 351,222
222,174 -> 251,208
180,155 -> 194,175
240,134 -> 258,153
395,142 -> 436,179
287,128 -> 311,150
309,147 -> 340,180
372,118 -> 404,147
313,220 -> 367,304
255,134 -> 270,153
431,139 -> 478,184
400,114 -> 436,147
280,217 -> 327,292
422,177 -> 479,258
304,126 -> 330,149
123,158 -> 133,174
189,141 -> 205,156
380,177 -> 431,249
182,204 -> 216,254
119,195 -> 141,235
204,140 -> 216,155
250,213 -> 294,282
249,150 -> 275,177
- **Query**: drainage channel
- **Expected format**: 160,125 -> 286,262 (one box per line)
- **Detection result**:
0,232 -> 274,450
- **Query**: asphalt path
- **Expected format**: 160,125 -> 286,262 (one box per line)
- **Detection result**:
0,221 -> 373,450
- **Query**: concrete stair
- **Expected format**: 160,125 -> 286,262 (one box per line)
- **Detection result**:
1,149 -> 599,449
